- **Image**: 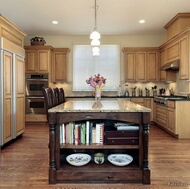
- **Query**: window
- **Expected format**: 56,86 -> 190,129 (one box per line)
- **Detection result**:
73,45 -> 120,91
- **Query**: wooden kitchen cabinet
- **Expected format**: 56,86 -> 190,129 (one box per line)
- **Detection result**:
159,28 -> 190,81
0,15 -> 26,147
123,51 -> 136,82
131,98 -> 144,106
159,48 -> 167,81
159,42 -> 179,82
52,48 -> 70,82
154,103 -> 167,129
135,51 -> 147,82
3,51 -> 13,144
131,98 -> 153,121
166,41 -> 180,63
123,47 -> 159,82
179,33 -> 189,80
147,51 -> 159,82
167,101 -> 176,134
25,45 -> 53,74
15,56 -> 25,136
1,41 -> 26,146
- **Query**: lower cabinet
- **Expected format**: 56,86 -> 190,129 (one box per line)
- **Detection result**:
167,101 -> 176,134
154,101 -> 176,136
131,98 -> 153,121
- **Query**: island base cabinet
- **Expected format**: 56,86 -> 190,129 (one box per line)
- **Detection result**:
48,100 -> 151,185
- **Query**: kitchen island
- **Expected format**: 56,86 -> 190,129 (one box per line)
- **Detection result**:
48,98 -> 151,184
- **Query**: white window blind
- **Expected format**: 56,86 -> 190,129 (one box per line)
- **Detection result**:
73,45 -> 120,91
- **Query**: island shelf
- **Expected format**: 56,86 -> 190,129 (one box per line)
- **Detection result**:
48,99 -> 151,184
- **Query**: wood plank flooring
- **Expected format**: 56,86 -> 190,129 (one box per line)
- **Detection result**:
0,124 -> 190,189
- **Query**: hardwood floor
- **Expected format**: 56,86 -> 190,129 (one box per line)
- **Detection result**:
0,124 -> 190,189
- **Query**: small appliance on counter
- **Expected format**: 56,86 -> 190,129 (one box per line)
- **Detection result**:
159,88 -> 165,95
165,89 -> 170,96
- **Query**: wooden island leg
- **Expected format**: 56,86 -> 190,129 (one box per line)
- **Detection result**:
49,124 -> 57,184
143,123 -> 150,184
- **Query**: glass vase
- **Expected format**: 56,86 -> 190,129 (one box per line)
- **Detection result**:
95,86 -> 101,102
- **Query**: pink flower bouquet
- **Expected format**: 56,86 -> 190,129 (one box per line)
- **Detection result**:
86,74 -> 106,97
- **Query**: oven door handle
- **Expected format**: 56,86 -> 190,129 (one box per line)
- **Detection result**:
26,78 -> 48,81
26,96 -> 44,99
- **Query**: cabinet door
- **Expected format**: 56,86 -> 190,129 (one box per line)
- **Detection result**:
179,35 -> 189,80
159,48 -> 166,81
147,51 -> 158,82
166,41 -> 180,62
16,56 -> 25,136
124,52 -> 136,82
52,48 -> 69,82
3,51 -> 13,144
37,50 -> 50,73
135,52 -> 146,82
167,107 -> 176,134
144,98 -> 153,121
25,50 -> 37,73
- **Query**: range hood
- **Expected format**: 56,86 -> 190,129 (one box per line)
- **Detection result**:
160,59 -> 180,71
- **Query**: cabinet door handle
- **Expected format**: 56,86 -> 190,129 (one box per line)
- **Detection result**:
85,115 -> 93,119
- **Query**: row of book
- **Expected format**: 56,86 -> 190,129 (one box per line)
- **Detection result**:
60,121 -> 104,145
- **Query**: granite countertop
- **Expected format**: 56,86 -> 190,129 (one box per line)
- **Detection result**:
65,96 -> 154,98
48,98 -> 151,113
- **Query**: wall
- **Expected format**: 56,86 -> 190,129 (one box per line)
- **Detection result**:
25,34 -> 171,96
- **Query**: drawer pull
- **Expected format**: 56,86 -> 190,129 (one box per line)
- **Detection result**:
85,115 -> 92,119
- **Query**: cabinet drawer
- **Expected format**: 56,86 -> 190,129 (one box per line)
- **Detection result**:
167,101 -> 175,108
156,107 -> 167,116
106,137 -> 139,145
156,116 -> 167,126
104,130 -> 139,145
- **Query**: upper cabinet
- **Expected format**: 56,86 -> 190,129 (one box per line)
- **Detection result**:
164,13 -> 190,40
123,47 -> 159,82
160,13 -> 190,81
52,48 -> 70,83
159,29 -> 190,81
179,33 -> 189,80
25,45 -> 53,74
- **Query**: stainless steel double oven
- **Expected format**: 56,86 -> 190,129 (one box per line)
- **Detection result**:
25,74 -> 48,114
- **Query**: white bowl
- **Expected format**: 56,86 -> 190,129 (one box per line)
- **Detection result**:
108,154 -> 133,166
66,153 -> 91,166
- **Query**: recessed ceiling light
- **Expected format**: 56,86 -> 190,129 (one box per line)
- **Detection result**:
139,19 -> 145,24
52,21 -> 58,24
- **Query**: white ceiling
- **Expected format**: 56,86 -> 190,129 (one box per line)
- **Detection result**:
1,0 -> 190,36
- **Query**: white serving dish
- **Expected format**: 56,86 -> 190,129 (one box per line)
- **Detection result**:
108,154 -> 133,166
66,153 -> 91,166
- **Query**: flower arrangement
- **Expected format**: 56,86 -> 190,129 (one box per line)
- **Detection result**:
86,74 -> 106,97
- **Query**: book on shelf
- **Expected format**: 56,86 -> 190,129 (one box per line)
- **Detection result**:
74,124 -> 81,145
86,121 -> 90,144
95,123 -> 104,144
60,124 -> 66,144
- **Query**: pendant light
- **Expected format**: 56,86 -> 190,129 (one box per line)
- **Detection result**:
90,0 -> 100,56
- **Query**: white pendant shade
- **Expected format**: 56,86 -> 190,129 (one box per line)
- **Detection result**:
90,30 -> 101,40
92,46 -> 100,53
93,51 -> 100,56
91,39 -> 100,46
